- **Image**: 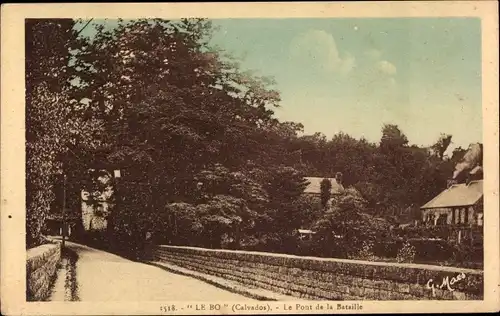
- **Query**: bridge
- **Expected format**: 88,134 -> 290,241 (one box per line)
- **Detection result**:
27,240 -> 483,302
45,242 -> 257,301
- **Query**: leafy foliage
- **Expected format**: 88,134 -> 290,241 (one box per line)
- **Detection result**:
26,19 -> 103,247
431,133 -> 453,160
66,18 -> 309,254
27,18 -> 481,264
311,191 -> 391,258
356,240 -> 377,261
320,178 -> 332,209
396,242 -> 417,263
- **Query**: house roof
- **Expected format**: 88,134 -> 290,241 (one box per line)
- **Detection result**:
297,229 -> 315,234
304,177 -> 345,195
420,180 -> 483,209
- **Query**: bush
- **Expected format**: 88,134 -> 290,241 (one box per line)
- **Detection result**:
392,225 -> 454,240
372,240 -> 402,258
355,240 -> 376,261
396,242 -> 416,263
452,243 -> 483,266
294,239 -> 315,256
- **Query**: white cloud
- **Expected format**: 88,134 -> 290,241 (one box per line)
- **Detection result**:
389,77 -> 397,87
339,52 -> 356,75
365,48 -> 382,60
289,29 -> 355,74
376,60 -> 397,75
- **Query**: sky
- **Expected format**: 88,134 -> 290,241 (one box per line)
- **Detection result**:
79,18 -> 482,151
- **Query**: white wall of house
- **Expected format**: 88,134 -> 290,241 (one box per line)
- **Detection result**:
81,189 -> 110,232
82,202 -> 108,232
422,205 -> 479,226
422,208 -> 452,225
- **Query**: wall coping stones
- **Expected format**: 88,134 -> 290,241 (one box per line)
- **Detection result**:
157,245 -> 483,275
155,245 -> 484,299
26,242 -> 62,301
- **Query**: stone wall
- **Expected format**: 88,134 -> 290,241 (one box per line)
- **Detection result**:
26,242 -> 61,301
153,245 -> 483,300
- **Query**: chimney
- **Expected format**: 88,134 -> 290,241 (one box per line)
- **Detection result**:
447,179 -> 457,189
335,172 -> 343,186
465,173 -> 472,186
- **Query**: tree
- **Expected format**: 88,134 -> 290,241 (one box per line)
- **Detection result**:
320,178 -> 332,209
78,18 -> 283,193
73,18 -> 316,252
431,134 -> 453,160
163,202 -> 201,245
263,166 -> 309,232
196,195 -> 250,249
25,19 -> 84,95
292,132 -> 327,173
25,19 -> 103,247
193,164 -> 269,248
380,124 -> 408,153
26,18 -> 482,260
312,191 -> 389,258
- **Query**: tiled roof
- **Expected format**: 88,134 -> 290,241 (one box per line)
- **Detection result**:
304,177 -> 345,195
420,180 -> 483,209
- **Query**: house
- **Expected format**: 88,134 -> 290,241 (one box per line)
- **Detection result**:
295,173 -> 346,235
44,211 -> 79,237
81,189 -> 112,232
420,179 -> 483,227
420,174 -> 483,245
420,178 -> 483,245
303,172 -> 345,196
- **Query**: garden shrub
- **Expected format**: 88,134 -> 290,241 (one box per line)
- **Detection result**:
408,238 -> 454,262
452,243 -> 483,266
355,240 -> 376,261
372,240 -> 402,258
396,241 -> 416,263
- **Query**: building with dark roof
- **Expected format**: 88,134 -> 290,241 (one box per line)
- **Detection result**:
303,175 -> 345,196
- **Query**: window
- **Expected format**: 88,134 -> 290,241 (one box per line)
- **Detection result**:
460,208 -> 466,224
437,214 -> 447,226
477,213 -> 483,226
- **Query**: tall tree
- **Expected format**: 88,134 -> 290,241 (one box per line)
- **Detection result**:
75,19 -> 296,251
78,19 -> 282,185
431,134 -> 453,160
320,178 -> 332,209
380,124 -> 408,153
312,191 -> 389,258
25,19 -> 102,247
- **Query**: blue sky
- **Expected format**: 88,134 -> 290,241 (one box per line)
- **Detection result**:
79,18 -> 482,151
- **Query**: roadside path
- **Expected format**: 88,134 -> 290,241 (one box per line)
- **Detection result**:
51,241 -> 253,301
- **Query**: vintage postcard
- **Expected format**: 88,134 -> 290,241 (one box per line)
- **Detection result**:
1,1 -> 499,315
